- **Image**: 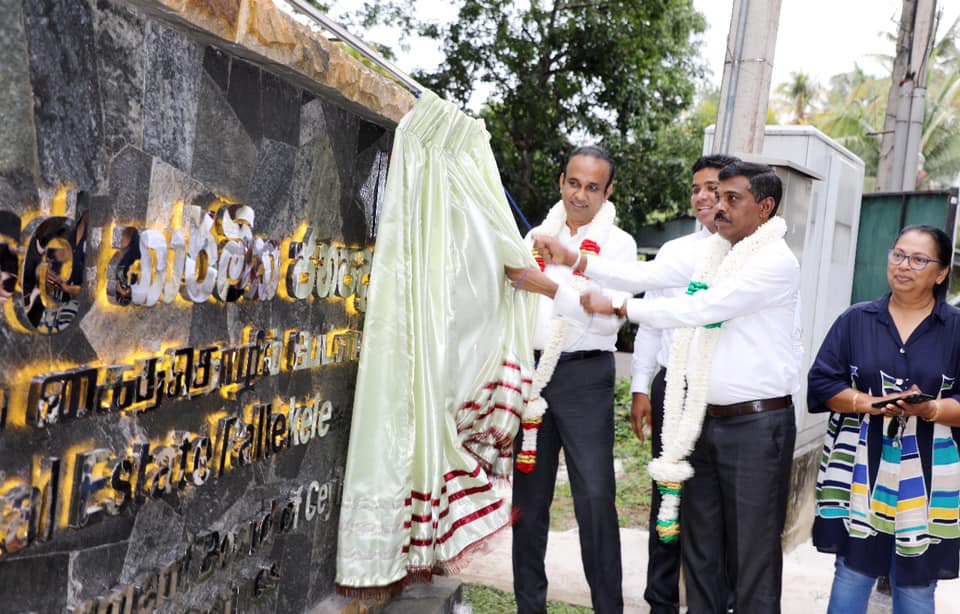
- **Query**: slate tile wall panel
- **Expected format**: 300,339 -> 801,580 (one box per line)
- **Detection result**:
142,20 -> 203,173
0,0 -> 37,173
24,0 -> 104,191
0,1 -> 398,611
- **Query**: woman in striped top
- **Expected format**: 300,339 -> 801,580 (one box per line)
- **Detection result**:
808,224 -> 960,613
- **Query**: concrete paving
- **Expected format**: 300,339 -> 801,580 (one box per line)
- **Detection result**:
456,525 -> 960,612
456,355 -> 960,611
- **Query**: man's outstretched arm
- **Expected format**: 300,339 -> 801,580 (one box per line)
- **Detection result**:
532,234 -> 694,294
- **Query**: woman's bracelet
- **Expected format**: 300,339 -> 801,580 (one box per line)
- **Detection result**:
923,399 -> 941,422
512,265 -> 534,290
851,391 -> 860,413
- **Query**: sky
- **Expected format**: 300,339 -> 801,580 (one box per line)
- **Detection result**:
332,0 -> 960,97
696,0 -> 960,87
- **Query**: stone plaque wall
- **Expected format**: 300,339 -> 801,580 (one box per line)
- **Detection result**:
0,0 -> 405,611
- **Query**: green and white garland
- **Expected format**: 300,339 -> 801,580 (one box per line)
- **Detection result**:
519,200 -> 616,470
647,215 -> 787,540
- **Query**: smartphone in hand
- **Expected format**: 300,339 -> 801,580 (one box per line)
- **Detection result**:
871,393 -> 935,408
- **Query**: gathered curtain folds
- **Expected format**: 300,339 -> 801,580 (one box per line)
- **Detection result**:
335,91 -> 538,594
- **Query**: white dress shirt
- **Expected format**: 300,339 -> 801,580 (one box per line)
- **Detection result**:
630,228 -> 712,394
559,233 -> 802,405
527,221 -> 636,352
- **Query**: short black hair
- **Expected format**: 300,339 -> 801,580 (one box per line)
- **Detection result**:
692,154 -> 740,174
564,145 -> 616,189
896,224 -> 953,300
718,161 -> 783,216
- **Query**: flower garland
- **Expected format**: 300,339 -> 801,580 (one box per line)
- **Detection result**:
647,215 -> 787,541
516,200 -> 616,474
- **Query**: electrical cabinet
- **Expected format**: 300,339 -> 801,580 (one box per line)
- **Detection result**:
705,125 -> 866,450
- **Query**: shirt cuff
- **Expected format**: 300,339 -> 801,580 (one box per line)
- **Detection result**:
603,288 -> 631,307
625,297 -> 645,323
631,376 -> 652,394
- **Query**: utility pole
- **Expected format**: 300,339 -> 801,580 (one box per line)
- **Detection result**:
875,0 -> 938,192
712,0 -> 783,156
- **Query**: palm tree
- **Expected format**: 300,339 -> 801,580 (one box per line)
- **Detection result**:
775,71 -> 819,124
810,66 -> 888,188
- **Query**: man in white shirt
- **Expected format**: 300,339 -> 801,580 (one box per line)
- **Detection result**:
508,145 -> 636,614
524,161 -> 801,614
631,154 -> 738,614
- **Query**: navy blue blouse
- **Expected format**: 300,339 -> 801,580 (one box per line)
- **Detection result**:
808,293 -> 960,586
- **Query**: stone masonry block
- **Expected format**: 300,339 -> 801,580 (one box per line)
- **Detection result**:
0,0 -> 37,173
143,19 -> 203,172
24,0 -> 104,190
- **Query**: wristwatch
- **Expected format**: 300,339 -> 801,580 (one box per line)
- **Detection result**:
612,296 -> 628,318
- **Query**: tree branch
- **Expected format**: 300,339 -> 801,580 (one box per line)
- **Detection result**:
555,1 -> 619,11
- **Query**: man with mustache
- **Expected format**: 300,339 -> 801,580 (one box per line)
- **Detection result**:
630,154 -> 738,614
512,161 -> 801,613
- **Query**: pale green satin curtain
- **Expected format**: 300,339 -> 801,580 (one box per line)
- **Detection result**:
336,91 -> 537,591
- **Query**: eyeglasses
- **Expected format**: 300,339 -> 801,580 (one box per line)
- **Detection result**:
888,249 -> 944,270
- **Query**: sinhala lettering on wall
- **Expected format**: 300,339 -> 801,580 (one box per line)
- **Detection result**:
0,0 -> 402,609
0,195 -> 373,336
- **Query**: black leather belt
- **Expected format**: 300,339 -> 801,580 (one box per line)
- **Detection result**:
533,349 -> 609,363
705,396 -> 792,418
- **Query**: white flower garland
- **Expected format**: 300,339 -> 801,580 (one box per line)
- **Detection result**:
647,216 -> 787,538
518,200 -> 616,468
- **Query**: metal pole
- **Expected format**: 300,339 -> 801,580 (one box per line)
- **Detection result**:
283,0 -> 425,96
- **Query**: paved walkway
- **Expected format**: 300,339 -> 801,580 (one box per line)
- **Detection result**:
456,524 -> 960,612
456,355 -> 960,611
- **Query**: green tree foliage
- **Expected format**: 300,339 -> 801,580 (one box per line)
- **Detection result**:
311,1 -> 708,233
918,17 -> 960,188
410,1 -> 707,234
629,85 -> 721,225
810,66 -> 888,188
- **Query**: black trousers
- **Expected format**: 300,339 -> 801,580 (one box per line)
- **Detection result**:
680,405 -> 796,614
512,352 -> 623,614
645,368 -> 682,614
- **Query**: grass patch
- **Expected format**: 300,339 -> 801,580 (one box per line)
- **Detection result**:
613,376 -> 653,528
549,377 -> 652,531
463,584 -> 593,614
549,479 -> 578,531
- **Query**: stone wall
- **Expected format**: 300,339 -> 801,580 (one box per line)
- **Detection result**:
783,443 -> 821,553
0,0 -> 412,611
